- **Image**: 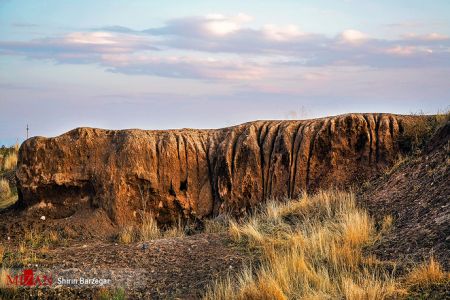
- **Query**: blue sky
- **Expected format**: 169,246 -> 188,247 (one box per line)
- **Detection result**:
1,0 -> 449,145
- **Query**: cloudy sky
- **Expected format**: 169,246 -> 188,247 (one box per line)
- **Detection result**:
1,0 -> 449,145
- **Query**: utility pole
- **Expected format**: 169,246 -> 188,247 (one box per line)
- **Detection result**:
26,124 -> 29,139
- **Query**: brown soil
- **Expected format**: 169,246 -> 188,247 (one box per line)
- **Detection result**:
0,228 -> 248,299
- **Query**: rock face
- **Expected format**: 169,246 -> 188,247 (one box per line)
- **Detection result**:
16,113 -> 421,225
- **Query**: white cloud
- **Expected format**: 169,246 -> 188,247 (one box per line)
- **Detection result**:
65,32 -> 117,45
204,13 -> 253,36
262,24 -> 302,41
402,32 -> 449,41
340,29 -> 368,44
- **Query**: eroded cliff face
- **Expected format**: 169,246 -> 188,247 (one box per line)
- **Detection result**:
16,113 -> 419,225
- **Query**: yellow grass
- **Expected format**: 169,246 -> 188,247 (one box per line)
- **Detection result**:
0,245 -> 4,265
0,178 -> 17,210
0,268 -> 12,288
0,179 -> 10,197
119,212 -> 186,244
118,225 -> 135,244
204,213 -> 232,234
406,257 -> 448,285
204,190 -> 406,300
2,152 -> 17,171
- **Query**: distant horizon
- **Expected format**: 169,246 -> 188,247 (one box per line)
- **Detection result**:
1,1 -> 449,146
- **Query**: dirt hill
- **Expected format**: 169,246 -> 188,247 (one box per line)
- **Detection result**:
362,121 -> 450,269
16,113 -> 425,226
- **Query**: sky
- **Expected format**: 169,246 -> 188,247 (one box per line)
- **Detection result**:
0,0 -> 449,145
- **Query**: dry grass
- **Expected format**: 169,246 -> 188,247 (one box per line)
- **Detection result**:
118,225 -> 135,244
399,111 -> 449,153
204,213 -> 232,234
0,245 -> 4,265
406,257 -> 449,286
2,152 -> 17,171
95,287 -> 125,300
204,190 -> 406,300
0,268 -> 12,288
380,215 -> 393,234
0,179 -> 10,198
0,178 -> 11,205
140,213 -> 161,240
0,227 -> 62,268
0,178 -> 17,210
118,212 -> 185,244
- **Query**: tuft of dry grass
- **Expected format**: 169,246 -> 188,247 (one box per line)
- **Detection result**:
204,190 -> 406,300
0,178 -> 18,210
380,215 -> 393,234
118,225 -> 135,244
2,152 -> 17,171
118,212 -> 185,244
406,257 -> 449,286
0,179 -> 11,198
0,245 -> 4,265
0,268 -> 12,288
204,213 -> 232,234
0,178 -> 13,209
95,287 -> 125,300
140,212 -> 161,240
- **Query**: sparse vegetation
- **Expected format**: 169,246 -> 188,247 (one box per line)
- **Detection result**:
1,227 -> 62,268
95,287 -> 126,300
0,144 -> 18,172
0,144 -> 19,210
205,190 -> 406,300
140,212 -> 161,240
0,179 -> 11,200
406,257 -> 448,286
0,178 -> 17,210
118,212 -> 185,244
399,111 -> 449,153
203,213 -> 232,234
118,225 -> 135,244
2,153 -> 17,172
204,190 -> 450,299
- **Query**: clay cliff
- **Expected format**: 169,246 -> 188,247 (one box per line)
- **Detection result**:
15,113 -> 424,225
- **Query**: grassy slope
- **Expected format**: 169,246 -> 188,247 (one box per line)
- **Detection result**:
203,190 -> 449,300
